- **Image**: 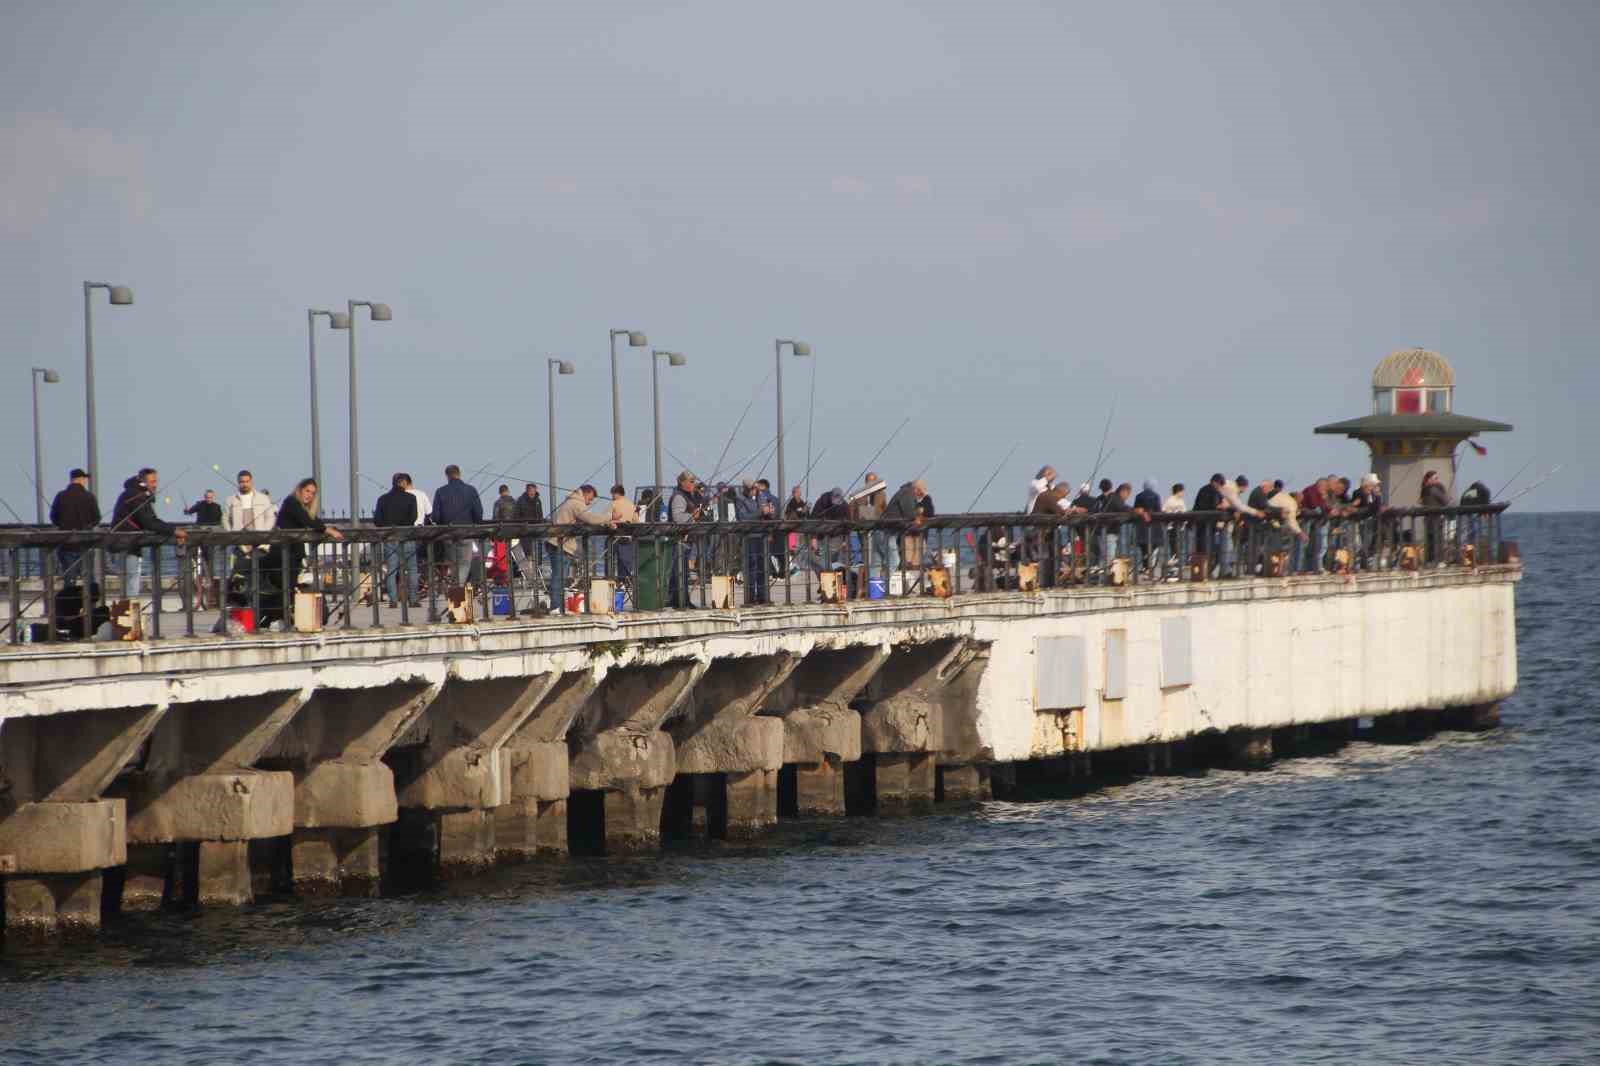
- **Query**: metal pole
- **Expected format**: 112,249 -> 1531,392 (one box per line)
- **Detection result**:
84,283 -> 97,497
775,340 -> 785,506
653,352 -> 664,509
609,330 -> 623,488
347,300 -> 359,522
32,371 -> 46,524
308,310 -> 323,493
549,360 -> 558,518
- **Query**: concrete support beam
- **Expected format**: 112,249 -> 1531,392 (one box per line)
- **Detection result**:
765,644 -> 887,817
668,654 -> 798,837
568,660 -> 703,853
1,705 -> 163,936
938,763 -> 991,803
261,677 -> 442,832
4,872 -> 102,943
290,827 -> 382,897
857,639 -> 990,810
254,675 -> 442,893
495,670 -> 598,862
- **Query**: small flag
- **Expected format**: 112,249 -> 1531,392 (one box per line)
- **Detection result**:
1467,439 -> 1487,456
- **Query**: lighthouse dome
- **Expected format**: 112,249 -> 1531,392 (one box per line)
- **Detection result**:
1372,348 -> 1455,389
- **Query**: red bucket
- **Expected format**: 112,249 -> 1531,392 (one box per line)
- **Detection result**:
228,607 -> 257,633
564,591 -> 586,614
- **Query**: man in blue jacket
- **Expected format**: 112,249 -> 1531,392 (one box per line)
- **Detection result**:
431,464 -> 483,586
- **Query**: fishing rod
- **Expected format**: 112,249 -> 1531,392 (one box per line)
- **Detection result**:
0,492 -> 27,524
804,355 -> 818,502
1086,404 -> 1115,489
1493,456 -> 1536,501
1501,465 -> 1562,506
473,443 -> 541,497
963,442 -> 1020,513
843,417 -> 911,498
795,447 -> 828,495
708,366 -> 777,484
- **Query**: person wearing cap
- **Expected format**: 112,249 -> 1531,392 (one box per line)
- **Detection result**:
1351,473 -> 1384,568
50,468 -> 101,585
735,478 -> 770,604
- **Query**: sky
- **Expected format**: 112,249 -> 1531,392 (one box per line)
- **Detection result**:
2,0 -> 1592,518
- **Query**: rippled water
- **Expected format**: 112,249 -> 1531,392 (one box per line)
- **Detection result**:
3,514 -> 1597,1065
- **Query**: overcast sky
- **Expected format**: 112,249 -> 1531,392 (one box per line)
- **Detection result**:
2,0 -> 1591,518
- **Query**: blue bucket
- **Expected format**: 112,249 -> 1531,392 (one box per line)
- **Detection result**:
867,577 -> 887,600
614,589 -> 626,612
490,587 -> 512,616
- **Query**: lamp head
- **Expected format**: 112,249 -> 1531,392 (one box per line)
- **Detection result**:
369,302 -> 393,321
627,331 -> 647,347
555,360 -> 575,375
40,368 -> 62,383
329,311 -> 351,329
667,352 -> 687,367
108,286 -> 133,305
792,341 -> 811,357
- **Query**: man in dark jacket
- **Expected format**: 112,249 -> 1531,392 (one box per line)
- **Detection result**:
375,473 -> 420,605
111,468 -> 186,599
184,490 -> 223,526
50,468 -> 100,584
1192,473 -> 1228,567
430,465 -> 483,585
51,469 -> 100,530
511,483 -> 544,578
492,484 -> 518,523
1420,470 -> 1451,563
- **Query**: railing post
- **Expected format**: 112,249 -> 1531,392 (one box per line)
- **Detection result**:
181,541 -> 195,637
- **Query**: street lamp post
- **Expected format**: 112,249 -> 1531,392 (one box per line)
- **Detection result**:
82,281 -> 132,495
308,309 -> 350,495
608,328 -> 647,489
774,338 -> 811,500
346,300 -> 392,521
651,351 -> 687,515
31,368 -> 61,523
548,359 -> 575,512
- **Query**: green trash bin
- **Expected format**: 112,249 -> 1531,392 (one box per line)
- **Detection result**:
633,537 -> 671,611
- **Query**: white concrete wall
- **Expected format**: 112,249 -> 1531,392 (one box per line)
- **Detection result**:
974,576 -> 1517,762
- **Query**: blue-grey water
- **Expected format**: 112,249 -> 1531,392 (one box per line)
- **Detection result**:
3,513 -> 1596,1065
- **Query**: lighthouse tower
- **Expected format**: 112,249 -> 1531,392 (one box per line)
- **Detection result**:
1314,348 -> 1512,508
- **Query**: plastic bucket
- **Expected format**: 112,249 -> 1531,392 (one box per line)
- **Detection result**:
490,587 -> 512,616
228,607 -> 257,633
614,589 -> 626,612
867,577 -> 887,600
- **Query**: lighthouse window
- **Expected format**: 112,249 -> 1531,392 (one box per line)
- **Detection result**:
1396,389 -> 1423,414
1427,389 -> 1449,413
1376,390 -> 1394,414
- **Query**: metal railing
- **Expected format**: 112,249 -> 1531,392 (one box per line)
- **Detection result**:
0,504 -> 1509,644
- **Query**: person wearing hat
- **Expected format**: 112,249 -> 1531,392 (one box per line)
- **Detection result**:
1351,473 -> 1384,568
50,468 -> 100,585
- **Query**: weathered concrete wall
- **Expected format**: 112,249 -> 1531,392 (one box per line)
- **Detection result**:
971,572 -> 1518,761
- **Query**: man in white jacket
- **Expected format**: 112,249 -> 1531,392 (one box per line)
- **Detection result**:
223,469 -> 275,558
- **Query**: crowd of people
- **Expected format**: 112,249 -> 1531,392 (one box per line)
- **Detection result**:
1018,465 -> 1493,581
34,455 -> 1492,627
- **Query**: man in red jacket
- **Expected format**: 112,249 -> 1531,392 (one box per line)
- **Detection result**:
1298,477 -> 1329,573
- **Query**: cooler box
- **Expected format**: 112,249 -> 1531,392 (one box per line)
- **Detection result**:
489,587 -> 512,616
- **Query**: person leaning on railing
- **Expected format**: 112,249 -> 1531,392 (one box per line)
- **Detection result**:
273,478 -> 344,616
373,473 -> 420,607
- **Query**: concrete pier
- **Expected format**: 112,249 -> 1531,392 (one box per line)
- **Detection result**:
0,564 -> 1518,939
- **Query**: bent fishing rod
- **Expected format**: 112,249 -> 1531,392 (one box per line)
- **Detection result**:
843,417 -> 911,498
